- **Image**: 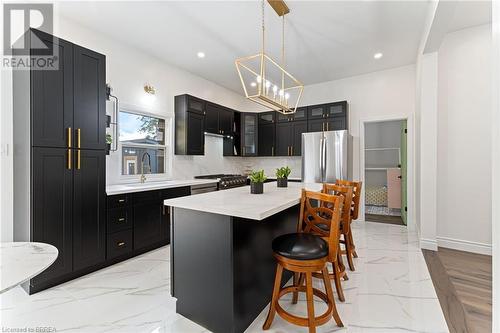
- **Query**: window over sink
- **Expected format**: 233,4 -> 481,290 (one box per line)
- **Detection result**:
119,110 -> 168,176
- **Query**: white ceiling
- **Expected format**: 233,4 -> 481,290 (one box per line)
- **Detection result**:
58,1 -> 491,93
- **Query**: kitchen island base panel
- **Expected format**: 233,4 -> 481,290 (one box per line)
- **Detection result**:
171,206 -> 298,333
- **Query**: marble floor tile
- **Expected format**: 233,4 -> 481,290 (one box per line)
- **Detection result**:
0,222 -> 447,333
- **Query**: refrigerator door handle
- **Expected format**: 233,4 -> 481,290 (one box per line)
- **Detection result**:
323,136 -> 327,182
319,136 -> 324,182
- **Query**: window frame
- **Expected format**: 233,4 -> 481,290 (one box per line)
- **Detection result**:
118,105 -> 172,181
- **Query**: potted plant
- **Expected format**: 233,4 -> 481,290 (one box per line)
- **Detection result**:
106,134 -> 113,154
276,166 -> 291,188
249,170 -> 267,194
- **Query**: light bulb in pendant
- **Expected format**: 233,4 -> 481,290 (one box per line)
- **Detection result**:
265,80 -> 271,96
256,75 -> 262,83
272,85 -> 278,100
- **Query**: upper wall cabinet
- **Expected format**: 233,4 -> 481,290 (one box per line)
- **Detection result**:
30,31 -> 74,148
307,101 -> 348,132
205,102 -> 233,135
241,113 -> 258,156
30,30 -> 106,150
175,95 -> 206,155
73,45 -> 106,150
174,93 -> 348,156
276,107 -> 307,123
258,112 -> 276,156
307,101 -> 347,120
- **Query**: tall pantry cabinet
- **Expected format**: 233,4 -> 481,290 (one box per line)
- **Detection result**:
13,29 -> 107,293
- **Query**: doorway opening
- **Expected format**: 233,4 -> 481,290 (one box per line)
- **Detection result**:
364,120 -> 407,225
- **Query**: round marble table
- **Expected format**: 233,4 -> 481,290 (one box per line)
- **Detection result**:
0,242 -> 58,294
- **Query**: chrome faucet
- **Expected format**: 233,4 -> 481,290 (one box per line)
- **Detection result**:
140,152 -> 151,183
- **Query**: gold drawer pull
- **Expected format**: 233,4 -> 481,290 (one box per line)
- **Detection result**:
67,149 -> 72,170
117,242 -> 125,247
118,199 -> 125,203
76,128 -> 81,148
118,217 -> 125,222
67,127 -> 72,148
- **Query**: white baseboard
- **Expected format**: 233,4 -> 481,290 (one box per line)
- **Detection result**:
436,236 -> 492,256
420,238 -> 438,251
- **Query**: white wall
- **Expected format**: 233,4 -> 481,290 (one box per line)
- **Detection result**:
491,3 -> 500,330
418,52 -> 439,250
436,24 -> 492,255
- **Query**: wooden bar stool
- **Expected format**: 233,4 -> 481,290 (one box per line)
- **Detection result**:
336,179 -> 362,261
318,183 -> 353,301
263,189 -> 344,333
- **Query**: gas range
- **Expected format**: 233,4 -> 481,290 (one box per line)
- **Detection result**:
194,174 -> 248,190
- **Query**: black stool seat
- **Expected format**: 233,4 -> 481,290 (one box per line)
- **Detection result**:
272,233 -> 328,260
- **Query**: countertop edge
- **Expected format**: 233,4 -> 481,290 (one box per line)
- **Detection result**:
106,179 -> 219,196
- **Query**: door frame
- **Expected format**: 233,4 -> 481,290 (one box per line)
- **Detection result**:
359,114 -> 415,228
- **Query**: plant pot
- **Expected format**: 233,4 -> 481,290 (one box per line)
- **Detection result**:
277,178 -> 288,188
250,182 -> 264,194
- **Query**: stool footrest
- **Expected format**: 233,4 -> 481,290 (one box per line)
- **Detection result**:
276,285 -> 333,327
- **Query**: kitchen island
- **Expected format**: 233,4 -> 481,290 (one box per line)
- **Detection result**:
164,182 -> 322,333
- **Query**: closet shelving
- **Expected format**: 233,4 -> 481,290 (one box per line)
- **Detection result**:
365,147 -> 400,171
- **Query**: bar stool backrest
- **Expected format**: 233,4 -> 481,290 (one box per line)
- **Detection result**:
322,183 -> 353,234
297,189 -> 343,262
335,179 -> 362,221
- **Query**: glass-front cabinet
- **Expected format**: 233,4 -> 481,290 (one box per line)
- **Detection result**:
241,113 -> 258,156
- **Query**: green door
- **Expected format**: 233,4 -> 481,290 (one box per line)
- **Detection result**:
400,120 -> 408,225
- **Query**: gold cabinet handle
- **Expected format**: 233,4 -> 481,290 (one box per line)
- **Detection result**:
322,123 -> 325,131
272,146 -> 275,156
67,149 -> 72,170
76,150 -> 81,170
326,122 -> 329,131
76,128 -> 81,148
118,199 -> 125,203
67,127 -> 72,148
117,242 -> 125,247
118,217 -> 125,222
291,146 -> 294,155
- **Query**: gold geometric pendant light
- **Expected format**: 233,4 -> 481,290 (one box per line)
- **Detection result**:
235,0 -> 303,114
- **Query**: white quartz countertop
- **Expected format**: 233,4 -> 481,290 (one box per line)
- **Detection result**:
106,179 -> 218,195
164,182 -> 322,221
0,242 -> 58,294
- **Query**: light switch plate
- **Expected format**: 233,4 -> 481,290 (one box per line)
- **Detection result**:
0,143 -> 9,157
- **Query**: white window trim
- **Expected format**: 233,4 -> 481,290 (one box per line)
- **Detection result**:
117,104 -> 173,182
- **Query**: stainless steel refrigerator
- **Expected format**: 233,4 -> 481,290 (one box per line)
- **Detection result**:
301,130 -> 352,183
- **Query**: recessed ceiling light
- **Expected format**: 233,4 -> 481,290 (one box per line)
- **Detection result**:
197,52 -> 205,59
373,52 -> 383,59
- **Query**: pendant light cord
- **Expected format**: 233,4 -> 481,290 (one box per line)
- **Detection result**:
282,15 -> 285,67
261,0 -> 265,54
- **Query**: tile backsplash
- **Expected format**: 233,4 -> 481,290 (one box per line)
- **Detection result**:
172,135 -> 301,180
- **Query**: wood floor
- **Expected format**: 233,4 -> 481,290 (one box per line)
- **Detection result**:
365,213 -> 404,225
423,247 -> 492,333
